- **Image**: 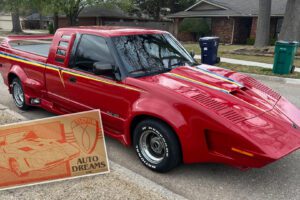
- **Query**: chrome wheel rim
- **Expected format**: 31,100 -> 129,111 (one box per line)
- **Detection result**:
13,82 -> 24,107
139,130 -> 166,164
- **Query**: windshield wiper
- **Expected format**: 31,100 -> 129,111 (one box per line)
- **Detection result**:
129,69 -> 148,74
190,61 -> 199,66
171,60 -> 199,67
154,67 -> 172,73
130,67 -> 172,77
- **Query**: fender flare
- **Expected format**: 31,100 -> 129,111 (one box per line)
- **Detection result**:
8,65 -> 44,95
8,65 -> 28,90
125,98 -> 189,147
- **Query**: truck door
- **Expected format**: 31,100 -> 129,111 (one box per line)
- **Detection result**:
45,31 -> 77,113
62,34 -> 136,135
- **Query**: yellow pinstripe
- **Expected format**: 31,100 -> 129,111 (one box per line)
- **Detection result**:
0,53 -> 142,92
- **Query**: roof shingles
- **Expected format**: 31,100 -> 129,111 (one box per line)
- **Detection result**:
168,0 -> 286,18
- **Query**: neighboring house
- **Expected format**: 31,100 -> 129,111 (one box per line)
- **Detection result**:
167,0 -> 287,44
58,7 -> 173,33
22,13 -> 53,29
0,13 -> 13,30
22,7 -> 173,33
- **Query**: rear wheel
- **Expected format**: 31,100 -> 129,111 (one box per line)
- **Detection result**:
133,119 -> 181,173
291,65 -> 296,73
12,78 -> 29,110
9,158 -> 27,177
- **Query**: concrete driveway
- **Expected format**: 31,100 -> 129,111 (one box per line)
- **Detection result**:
0,75 -> 299,200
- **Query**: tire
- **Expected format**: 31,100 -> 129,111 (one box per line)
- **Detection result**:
9,158 -> 27,177
12,78 -> 29,110
291,65 -> 296,73
133,119 -> 181,173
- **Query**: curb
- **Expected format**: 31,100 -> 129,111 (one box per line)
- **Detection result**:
0,104 -> 27,121
244,73 -> 300,85
0,104 -> 186,200
193,56 -> 300,84
195,55 -> 300,73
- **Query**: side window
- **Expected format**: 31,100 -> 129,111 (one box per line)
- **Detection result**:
74,35 -> 113,75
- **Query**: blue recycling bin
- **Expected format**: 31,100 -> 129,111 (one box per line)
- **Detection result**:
199,37 -> 220,65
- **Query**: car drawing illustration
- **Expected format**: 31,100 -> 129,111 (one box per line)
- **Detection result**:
0,131 -> 80,176
0,26 -> 299,172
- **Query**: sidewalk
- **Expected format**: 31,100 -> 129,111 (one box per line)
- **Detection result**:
194,55 -> 300,73
0,105 -> 186,200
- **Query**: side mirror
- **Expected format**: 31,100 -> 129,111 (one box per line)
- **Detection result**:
189,51 -> 195,58
93,62 -> 113,75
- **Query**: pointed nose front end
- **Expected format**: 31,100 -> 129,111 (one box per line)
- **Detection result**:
233,99 -> 300,168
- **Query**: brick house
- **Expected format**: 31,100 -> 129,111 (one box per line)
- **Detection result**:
58,7 -> 172,33
23,7 -> 173,32
58,7 -> 136,27
167,0 -> 287,44
22,13 -> 52,29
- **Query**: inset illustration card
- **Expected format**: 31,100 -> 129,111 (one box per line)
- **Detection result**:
0,110 -> 109,190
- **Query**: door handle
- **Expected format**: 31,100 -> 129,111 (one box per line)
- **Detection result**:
69,76 -> 77,83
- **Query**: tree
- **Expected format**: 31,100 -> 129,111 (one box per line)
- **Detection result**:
168,0 -> 197,13
135,0 -> 163,20
40,0 -> 63,31
179,18 -> 210,40
0,0 -> 25,33
254,0 -> 272,48
29,0 -> 106,31
110,0 -> 137,14
279,0 -> 300,41
133,0 -> 196,20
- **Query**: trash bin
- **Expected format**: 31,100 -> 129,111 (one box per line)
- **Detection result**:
273,41 -> 299,74
199,37 -> 220,65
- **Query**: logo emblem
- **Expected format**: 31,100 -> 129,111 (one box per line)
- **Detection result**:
71,118 -> 100,154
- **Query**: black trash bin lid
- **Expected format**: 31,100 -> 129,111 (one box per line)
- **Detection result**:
199,36 -> 219,41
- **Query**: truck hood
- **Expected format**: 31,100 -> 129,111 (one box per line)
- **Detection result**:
137,65 -> 281,124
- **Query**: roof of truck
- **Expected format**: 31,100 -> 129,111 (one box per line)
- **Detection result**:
58,26 -> 167,37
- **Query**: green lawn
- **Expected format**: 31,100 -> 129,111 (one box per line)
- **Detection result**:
184,43 -> 247,55
217,62 -> 300,79
183,43 -> 300,67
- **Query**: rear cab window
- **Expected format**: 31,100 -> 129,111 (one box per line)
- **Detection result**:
54,35 -> 72,64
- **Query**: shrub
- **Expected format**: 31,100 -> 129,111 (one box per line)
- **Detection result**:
269,38 -> 276,46
48,23 -> 54,34
179,18 -> 210,41
246,38 -> 255,45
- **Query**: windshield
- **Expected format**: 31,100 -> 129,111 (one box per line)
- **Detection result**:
112,33 -> 197,76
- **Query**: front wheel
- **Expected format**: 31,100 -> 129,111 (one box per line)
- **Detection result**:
12,78 -> 29,110
133,119 -> 181,173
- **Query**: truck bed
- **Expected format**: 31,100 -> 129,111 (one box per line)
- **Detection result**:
10,40 -> 52,57
12,43 -> 51,57
2,35 -> 54,58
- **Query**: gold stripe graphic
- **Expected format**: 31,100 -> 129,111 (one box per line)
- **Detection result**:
167,72 -> 231,93
187,66 -> 243,87
0,53 -> 142,92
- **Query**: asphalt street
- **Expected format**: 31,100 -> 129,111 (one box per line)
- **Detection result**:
0,75 -> 299,200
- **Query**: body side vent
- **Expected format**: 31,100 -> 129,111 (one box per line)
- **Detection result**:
241,77 -> 281,100
191,93 -> 227,112
191,93 -> 245,123
219,109 -> 245,124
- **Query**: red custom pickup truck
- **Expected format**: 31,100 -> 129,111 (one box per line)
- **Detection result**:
0,26 -> 300,172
